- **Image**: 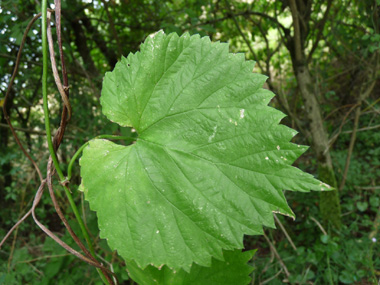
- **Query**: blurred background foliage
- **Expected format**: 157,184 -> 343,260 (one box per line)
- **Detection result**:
0,0 -> 379,284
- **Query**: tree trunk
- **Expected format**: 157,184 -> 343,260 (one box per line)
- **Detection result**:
288,0 -> 341,229
294,64 -> 341,229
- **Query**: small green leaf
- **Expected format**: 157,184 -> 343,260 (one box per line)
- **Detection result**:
80,31 -> 326,271
356,201 -> 368,212
126,249 -> 255,285
320,234 -> 329,244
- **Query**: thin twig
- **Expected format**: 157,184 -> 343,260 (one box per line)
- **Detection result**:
2,12 -> 45,182
307,0 -> 333,62
0,209 -> 33,249
324,104 -> 356,121
0,11 -> 52,249
224,0 -> 265,74
325,104 -> 358,154
100,0 -> 123,57
46,159 -> 96,260
30,179 -> 111,271
263,231 -> 290,278
363,97 -> 380,113
354,186 -> 380,190
6,176 -> 31,271
28,262 -> 43,276
16,253 -> 71,264
339,78 -> 377,191
310,216 -> 328,235
274,214 -> 298,253
7,223 -> 19,272
342,124 -> 380,134
261,269 -> 283,285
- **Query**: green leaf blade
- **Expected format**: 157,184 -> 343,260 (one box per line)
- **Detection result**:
126,249 -> 255,285
80,31 -> 328,271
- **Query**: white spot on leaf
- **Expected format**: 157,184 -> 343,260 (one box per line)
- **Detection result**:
239,109 -> 245,119
208,126 -> 218,142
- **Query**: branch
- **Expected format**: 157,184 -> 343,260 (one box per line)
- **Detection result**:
342,124 -> 380,134
289,0 -> 303,62
247,11 -> 288,33
339,74 -> 377,190
193,10 -> 289,35
100,0 -> 123,57
224,1 -> 265,74
307,0 -> 333,62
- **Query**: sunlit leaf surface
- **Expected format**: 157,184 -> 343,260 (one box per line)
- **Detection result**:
80,31 -> 327,271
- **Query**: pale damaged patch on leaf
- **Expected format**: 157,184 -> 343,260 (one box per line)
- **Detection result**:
80,31 -> 328,271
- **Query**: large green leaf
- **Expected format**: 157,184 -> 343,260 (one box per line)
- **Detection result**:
126,249 -> 255,285
80,31 -> 329,271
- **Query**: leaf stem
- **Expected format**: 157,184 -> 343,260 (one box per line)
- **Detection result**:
66,135 -> 136,181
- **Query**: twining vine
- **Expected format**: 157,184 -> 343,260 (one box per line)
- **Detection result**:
1,1 -> 118,284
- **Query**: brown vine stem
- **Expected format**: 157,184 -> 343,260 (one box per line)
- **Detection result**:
46,6 -> 115,283
0,209 -> 32,249
6,174 -> 33,271
30,160 -> 117,283
2,8 -> 114,284
30,177 -> 110,271
52,0 -> 70,150
46,159 -> 116,284
47,12 -> 72,121
54,0 -> 69,89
